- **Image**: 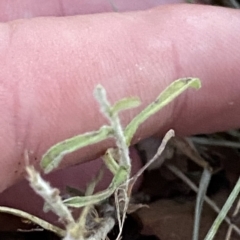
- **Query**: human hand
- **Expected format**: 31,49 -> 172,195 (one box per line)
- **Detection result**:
0,0 -> 239,221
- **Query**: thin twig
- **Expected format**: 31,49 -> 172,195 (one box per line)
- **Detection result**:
129,129 -> 175,191
0,206 -> 65,237
172,137 -> 211,170
115,186 -> 129,240
94,85 -> 132,239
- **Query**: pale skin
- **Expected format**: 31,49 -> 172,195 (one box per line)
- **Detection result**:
0,1 -> 240,221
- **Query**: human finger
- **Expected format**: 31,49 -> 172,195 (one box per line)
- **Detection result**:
0,5 -> 239,193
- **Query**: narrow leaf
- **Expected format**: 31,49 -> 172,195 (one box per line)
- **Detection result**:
102,148 -> 120,175
63,166 -> 129,208
204,176 -> 240,240
41,126 -> 113,173
110,97 -> 141,115
124,78 -> 201,145
193,168 -> 211,240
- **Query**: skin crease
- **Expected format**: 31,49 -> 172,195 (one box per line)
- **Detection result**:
0,1 -> 240,222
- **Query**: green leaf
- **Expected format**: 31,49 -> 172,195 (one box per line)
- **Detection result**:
102,149 -> 120,175
124,78 -> 201,145
110,97 -> 141,116
204,176 -> 240,240
40,126 -> 113,174
193,168 -> 211,240
63,166 -> 129,208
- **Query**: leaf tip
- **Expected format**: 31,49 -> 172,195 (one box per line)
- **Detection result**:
185,77 -> 201,89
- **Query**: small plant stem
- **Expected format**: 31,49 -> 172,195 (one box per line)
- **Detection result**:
94,85 -> 130,168
94,85 -> 132,239
115,186 -> 129,240
129,129 -> 174,192
0,206 -> 65,237
72,168 -> 104,240
26,166 -> 75,225
172,137 -> 210,169
87,217 -> 115,240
